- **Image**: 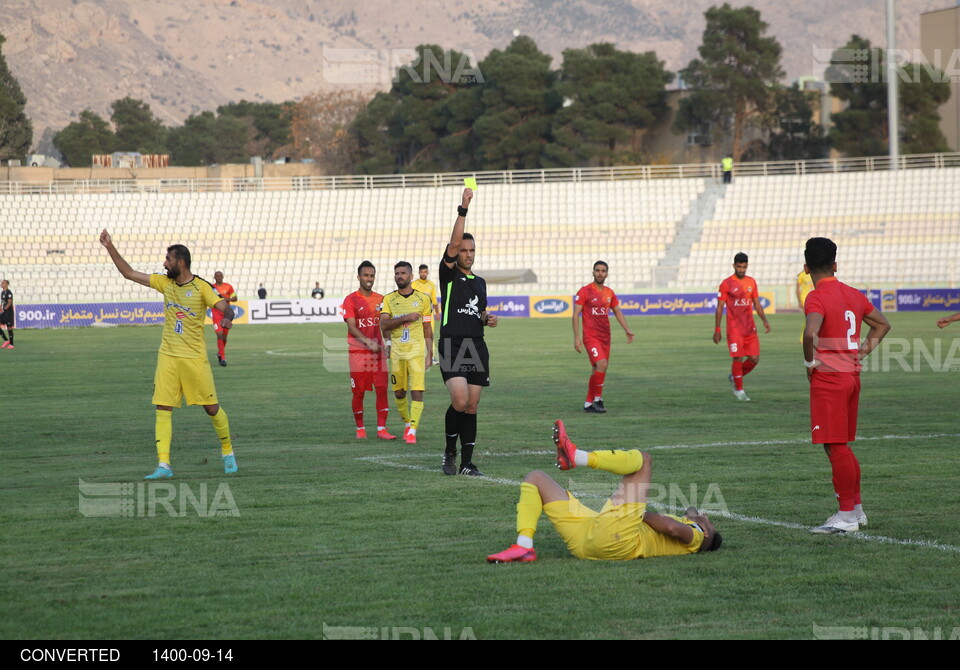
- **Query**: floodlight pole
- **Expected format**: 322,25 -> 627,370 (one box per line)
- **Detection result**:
886,0 -> 900,170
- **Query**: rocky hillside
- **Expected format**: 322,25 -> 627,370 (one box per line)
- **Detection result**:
2,0 -> 948,151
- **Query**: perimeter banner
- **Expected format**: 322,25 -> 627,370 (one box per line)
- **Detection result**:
893,289 -> 960,312
617,293 -> 718,316
247,298 -> 342,323
16,303 -> 165,328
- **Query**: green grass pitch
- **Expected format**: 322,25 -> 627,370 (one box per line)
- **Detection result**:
2,312 -> 959,639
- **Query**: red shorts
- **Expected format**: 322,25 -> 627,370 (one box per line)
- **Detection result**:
212,314 -> 228,333
583,338 -> 611,366
809,371 -> 860,444
349,350 -> 388,391
727,332 -> 759,358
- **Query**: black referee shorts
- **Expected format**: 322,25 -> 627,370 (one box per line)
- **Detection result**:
438,337 -> 490,387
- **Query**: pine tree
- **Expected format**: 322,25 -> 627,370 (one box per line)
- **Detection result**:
0,34 -> 33,163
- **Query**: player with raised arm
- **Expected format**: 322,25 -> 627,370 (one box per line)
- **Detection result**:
487,420 -> 722,562
572,261 -> 634,413
438,188 -> 498,476
381,262 -> 433,444
211,271 -> 238,367
803,237 -> 890,534
713,252 -> 770,401
99,230 -> 238,479
342,261 -> 395,441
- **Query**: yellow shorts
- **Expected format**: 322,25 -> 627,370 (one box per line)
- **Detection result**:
152,353 -> 219,407
390,356 -> 425,392
544,493 -> 704,560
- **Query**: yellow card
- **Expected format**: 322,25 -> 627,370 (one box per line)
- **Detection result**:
464,177 -> 478,191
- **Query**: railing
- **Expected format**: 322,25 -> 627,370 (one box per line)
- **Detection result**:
0,153 -> 957,195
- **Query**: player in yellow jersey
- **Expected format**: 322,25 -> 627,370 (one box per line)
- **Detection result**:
412,264 -> 441,365
381,262 -> 433,444
796,269 -> 814,342
487,420 -> 722,562
100,230 -> 238,479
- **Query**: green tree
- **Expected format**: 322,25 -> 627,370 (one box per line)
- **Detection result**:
741,84 -> 828,161
353,44 -> 482,173
0,34 -> 33,163
827,35 -> 952,156
52,110 -> 116,167
167,111 -> 249,166
549,43 -> 672,167
673,4 -> 784,161
110,97 -> 168,154
218,100 -> 293,159
472,36 -> 560,170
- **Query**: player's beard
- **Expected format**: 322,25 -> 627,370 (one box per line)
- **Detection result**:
166,266 -> 179,279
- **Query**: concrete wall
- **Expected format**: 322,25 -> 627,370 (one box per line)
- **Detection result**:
921,5 -> 960,152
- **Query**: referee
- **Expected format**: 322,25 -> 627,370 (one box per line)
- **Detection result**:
439,188 -> 498,476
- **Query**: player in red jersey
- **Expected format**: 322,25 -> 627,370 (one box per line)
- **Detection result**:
341,261 -> 396,441
803,237 -> 890,534
211,271 -> 238,367
573,261 -> 635,413
713,252 -> 770,401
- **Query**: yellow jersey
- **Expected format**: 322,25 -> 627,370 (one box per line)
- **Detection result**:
797,271 -> 814,307
150,274 -> 223,359
381,289 -> 433,361
411,278 -> 438,310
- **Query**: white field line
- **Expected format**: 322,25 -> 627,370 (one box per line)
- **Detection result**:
357,431 -> 960,554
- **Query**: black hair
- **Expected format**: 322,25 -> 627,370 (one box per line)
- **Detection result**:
733,252 -> 748,264
704,531 -> 723,552
394,261 -> 413,272
462,233 -> 475,242
418,264 -> 428,270
357,260 -> 375,275
594,260 -> 609,270
167,244 -> 191,269
804,237 -> 838,273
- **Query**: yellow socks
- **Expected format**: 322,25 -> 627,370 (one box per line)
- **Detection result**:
587,449 -> 644,475
395,396 -> 411,423
409,400 -> 424,430
155,409 -> 172,465
516,482 -> 543,540
209,407 -> 233,456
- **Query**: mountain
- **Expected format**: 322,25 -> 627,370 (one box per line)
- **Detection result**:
2,0 -> 949,152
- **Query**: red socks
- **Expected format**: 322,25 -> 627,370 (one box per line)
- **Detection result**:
586,372 -> 606,403
352,393 -> 365,428
217,339 -> 226,359
826,443 -> 858,511
731,361 -> 743,391
742,359 -> 757,376
375,386 -> 390,428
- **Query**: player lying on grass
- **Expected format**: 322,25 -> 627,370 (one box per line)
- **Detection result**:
487,421 -> 722,562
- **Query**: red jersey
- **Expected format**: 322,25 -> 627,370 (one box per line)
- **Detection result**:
575,284 -> 619,344
804,277 -> 874,374
718,275 -> 759,337
211,282 -> 235,319
341,290 -> 384,352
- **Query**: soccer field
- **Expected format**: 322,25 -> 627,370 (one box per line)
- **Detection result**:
3,312 -> 959,640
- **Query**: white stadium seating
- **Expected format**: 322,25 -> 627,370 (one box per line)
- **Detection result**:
1,166 -> 958,303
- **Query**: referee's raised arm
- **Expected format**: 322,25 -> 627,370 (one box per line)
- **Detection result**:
444,188 -> 474,266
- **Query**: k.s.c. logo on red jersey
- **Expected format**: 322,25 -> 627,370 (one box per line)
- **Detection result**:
357,317 -> 379,328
